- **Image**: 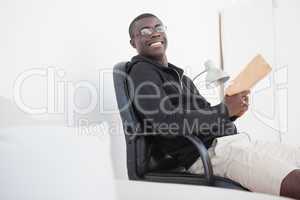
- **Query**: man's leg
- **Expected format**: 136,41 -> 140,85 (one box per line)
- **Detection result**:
257,142 -> 300,199
252,141 -> 300,167
189,134 -> 299,196
280,169 -> 300,199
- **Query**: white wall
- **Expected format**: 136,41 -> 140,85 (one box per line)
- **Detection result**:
222,0 -> 300,144
0,0 -> 226,128
274,0 -> 300,144
222,0 -> 279,141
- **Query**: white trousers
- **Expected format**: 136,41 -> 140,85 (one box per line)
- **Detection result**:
188,134 -> 300,195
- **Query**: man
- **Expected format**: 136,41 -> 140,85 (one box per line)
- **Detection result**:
127,13 -> 300,199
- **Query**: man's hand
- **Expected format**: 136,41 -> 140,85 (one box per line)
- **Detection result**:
224,90 -> 250,117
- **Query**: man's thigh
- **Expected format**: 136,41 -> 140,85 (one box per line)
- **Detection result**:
212,136 -> 298,195
251,141 -> 300,167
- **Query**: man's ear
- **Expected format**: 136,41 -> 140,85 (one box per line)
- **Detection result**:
130,39 -> 136,48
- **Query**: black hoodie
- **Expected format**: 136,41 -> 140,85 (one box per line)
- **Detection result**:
127,55 -> 238,169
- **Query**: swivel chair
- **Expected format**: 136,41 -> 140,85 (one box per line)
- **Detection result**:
113,62 -> 248,191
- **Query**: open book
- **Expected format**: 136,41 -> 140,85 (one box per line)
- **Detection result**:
225,54 -> 272,96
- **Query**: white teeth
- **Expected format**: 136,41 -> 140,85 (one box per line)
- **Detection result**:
150,42 -> 162,47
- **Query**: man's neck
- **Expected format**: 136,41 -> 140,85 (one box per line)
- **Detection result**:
146,54 -> 168,67
159,54 -> 168,67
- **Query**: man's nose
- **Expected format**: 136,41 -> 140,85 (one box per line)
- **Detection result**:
151,32 -> 161,38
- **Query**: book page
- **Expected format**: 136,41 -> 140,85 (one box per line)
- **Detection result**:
225,54 -> 272,96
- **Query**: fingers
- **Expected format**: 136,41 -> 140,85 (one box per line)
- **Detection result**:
238,103 -> 249,117
242,103 -> 249,110
236,93 -> 250,117
239,90 -> 250,106
240,90 -> 250,96
236,103 -> 249,117
241,95 -> 249,105
224,90 -> 250,117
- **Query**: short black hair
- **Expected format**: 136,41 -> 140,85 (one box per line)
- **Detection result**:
129,13 -> 158,39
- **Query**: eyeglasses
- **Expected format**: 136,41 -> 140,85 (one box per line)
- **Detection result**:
138,25 -> 167,37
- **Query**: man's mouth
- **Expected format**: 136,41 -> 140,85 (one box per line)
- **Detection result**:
148,41 -> 164,47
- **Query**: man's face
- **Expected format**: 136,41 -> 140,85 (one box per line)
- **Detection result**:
130,17 -> 168,58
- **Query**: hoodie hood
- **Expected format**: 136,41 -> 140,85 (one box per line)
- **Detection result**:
130,55 -> 184,77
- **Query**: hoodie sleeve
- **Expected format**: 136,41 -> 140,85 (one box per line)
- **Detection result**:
129,62 -> 237,137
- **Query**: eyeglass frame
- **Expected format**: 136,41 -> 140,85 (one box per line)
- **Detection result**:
134,24 -> 167,38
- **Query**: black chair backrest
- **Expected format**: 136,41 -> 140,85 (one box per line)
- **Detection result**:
113,62 -> 139,130
113,62 -> 150,179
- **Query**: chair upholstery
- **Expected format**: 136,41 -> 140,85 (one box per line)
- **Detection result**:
113,61 -> 248,191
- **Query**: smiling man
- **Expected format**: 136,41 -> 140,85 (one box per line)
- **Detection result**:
126,13 -> 300,199
129,14 -> 168,66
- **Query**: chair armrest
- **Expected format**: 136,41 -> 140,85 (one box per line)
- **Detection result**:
128,132 -> 214,185
184,135 -> 214,185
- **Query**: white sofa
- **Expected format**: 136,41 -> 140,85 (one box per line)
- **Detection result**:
0,125 -> 289,200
